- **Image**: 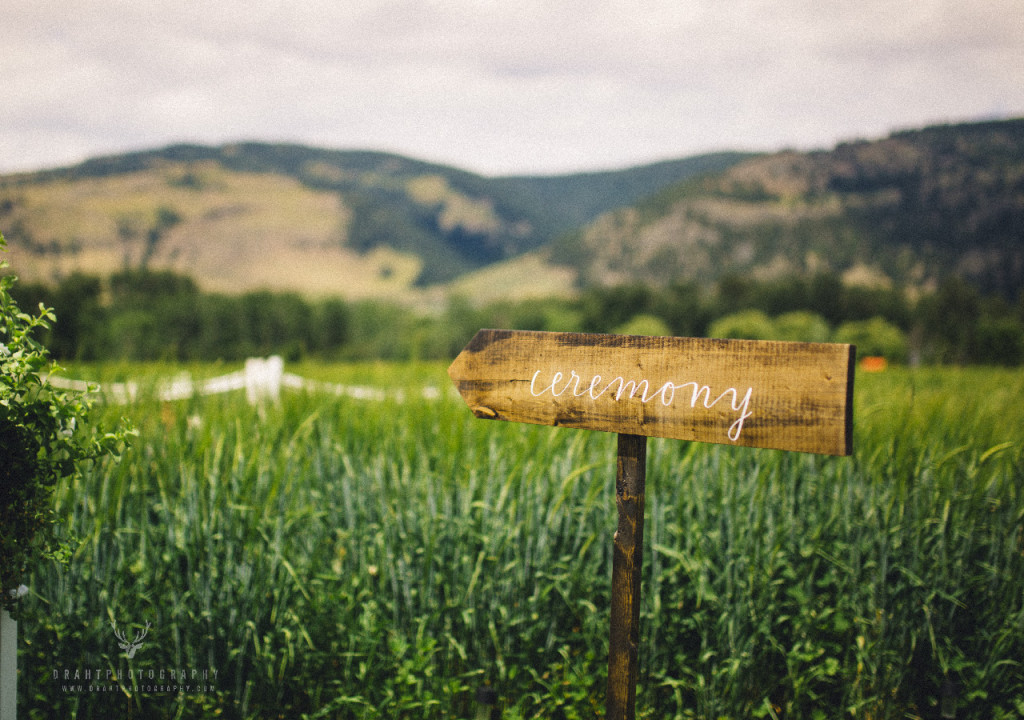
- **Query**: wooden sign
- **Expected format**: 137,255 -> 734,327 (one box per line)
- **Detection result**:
449,329 -> 855,456
449,328 -> 856,720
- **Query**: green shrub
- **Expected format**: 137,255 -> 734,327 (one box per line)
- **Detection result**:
834,316 -> 909,362
613,313 -> 672,337
973,316 -> 1024,366
707,309 -> 776,340
773,310 -> 831,343
0,233 -> 133,615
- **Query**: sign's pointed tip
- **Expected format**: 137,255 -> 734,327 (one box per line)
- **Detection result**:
447,355 -> 461,382
449,329 -> 499,385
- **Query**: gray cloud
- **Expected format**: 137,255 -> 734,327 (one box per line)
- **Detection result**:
2,0 -> 1022,175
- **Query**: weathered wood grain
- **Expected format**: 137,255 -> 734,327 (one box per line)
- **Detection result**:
448,329 -> 855,455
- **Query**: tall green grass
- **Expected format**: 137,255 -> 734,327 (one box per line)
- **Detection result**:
17,365 -> 1024,719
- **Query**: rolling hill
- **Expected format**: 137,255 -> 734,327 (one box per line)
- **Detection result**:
2,117 -> 1023,305
0,144 -> 747,303
563,118 -> 1024,300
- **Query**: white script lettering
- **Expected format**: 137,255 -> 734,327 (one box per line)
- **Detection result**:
529,369 -> 754,441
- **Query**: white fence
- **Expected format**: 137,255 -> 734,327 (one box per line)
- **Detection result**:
45,356 -> 443,406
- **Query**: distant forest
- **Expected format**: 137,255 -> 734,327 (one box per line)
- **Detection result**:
9,268 -> 1024,366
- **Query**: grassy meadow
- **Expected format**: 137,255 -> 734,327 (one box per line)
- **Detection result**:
16,362 -> 1024,719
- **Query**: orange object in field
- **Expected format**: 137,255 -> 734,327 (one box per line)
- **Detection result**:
860,356 -> 888,372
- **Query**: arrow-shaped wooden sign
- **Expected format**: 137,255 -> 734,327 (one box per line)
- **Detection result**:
449,329 -> 855,456
448,328 -> 856,719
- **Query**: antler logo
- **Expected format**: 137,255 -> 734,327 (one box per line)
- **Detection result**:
111,620 -> 151,659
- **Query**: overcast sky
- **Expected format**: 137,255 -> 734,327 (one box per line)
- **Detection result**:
3,0 -> 1023,177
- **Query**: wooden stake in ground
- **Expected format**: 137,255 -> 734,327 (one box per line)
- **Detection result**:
606,434 -> 647,720
449,329 -> 855,717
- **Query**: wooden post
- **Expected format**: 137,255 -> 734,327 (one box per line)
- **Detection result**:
1,607 -> 16,720
606,433 -> 647,720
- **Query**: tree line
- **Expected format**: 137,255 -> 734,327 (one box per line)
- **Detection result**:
8,268 -> 1024,365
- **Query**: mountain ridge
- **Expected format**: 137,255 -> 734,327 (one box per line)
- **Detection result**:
565,118 -> 1024,299
0,143 -> 750,299
2,117 -> 1022,304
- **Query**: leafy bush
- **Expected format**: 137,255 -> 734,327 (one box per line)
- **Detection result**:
834,316 -> 909,362
974,316 -> 1024,366
0,233 -> 132,615
707,309 -> 776,340
613,313 -> 672,337
774,310 -> 831,343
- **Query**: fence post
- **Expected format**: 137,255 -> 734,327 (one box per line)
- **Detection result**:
245,356 -> 284,404
0,587 -> 26,720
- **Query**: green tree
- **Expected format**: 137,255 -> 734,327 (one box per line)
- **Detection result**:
50,273 -> 104,360
0,234 -> 133,614
833,316 -> 909,362
240,291 -> 313,360
579,283 -> 655,333
807,272 -> 845,324
105,269 -> 202,359
653,281 -> 710,337
707,309 -> 776,340
917,277 -> 980,363
313,297 -> 351,357
614,313 -> 672,337
715,273 -> 758,315
774,311 -> 831,343
197,294 -> 245,360
973,316 -> 1024,365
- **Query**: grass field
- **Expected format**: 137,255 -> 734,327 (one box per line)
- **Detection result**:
16,363 -> 1024,719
